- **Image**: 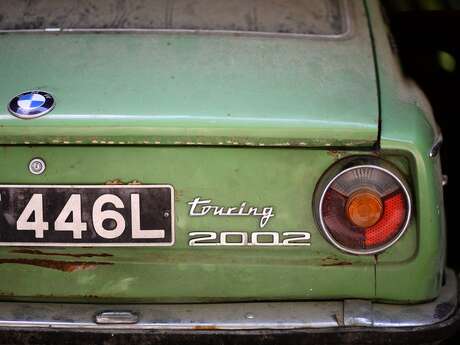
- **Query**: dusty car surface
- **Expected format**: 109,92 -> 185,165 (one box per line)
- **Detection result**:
0,0 -> 458,344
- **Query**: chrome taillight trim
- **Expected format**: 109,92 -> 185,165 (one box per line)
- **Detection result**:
314,157 -> 412,255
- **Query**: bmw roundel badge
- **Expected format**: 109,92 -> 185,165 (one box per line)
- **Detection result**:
8,90 -> 55,119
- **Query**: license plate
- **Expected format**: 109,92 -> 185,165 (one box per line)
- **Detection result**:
0,185 -> 174,247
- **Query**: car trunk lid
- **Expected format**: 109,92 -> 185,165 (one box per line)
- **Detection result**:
0,4 -> 378,147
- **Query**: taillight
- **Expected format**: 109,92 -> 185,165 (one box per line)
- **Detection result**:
314,157 -> 412,255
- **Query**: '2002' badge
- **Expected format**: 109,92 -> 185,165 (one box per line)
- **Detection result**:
8,90 -> 55,119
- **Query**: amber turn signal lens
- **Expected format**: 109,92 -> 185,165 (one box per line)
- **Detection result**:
346,190 -> 383,228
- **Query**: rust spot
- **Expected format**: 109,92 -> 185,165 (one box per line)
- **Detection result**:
327,150 -> 346,160
0,258 -> 113,272
192,325 -> 219,330
105,179 -> 142,185
175,189 -> 184,202
11,249 -> 113,258
105,179 -> 125,185
321,256 -> 353,267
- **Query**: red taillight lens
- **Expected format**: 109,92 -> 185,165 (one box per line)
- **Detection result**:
315,159 -> 411,255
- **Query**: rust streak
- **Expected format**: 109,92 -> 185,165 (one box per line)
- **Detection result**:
11,249 -> 113,258
0,258 -> 113,272
192,325 -> 219,330
321,261 -> 353,267
321,256 -> 353,267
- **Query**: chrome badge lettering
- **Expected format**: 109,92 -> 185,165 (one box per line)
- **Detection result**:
189,231 -> 311,247
187,197 -> 311,247
187,197 -> 274,228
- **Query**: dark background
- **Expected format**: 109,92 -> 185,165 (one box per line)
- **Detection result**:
381,0 -> 460,342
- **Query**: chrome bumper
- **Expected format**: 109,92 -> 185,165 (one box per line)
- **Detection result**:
0,269 -> 457,331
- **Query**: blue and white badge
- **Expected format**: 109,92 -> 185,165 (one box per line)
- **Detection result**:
8,91 -> 55,119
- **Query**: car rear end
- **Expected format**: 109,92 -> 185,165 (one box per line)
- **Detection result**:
0,0 -> 457,344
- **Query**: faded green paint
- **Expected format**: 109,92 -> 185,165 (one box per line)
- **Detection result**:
0,2 -> 377,147
0,0 -> 445,304
366,0 -> 445,302
0,146 -> 375,302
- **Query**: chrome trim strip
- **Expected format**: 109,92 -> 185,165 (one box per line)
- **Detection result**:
0,301 -> 342,330
344,300 -> 373,327
0,269 -> 456,330
0,0 -> 354,41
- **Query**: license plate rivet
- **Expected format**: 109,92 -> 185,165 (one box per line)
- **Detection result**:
163,211 -> 170,218
28,158 -> 46,175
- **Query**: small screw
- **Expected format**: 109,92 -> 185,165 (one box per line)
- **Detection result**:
29,158 -> 46,175
163,211 -> 170,218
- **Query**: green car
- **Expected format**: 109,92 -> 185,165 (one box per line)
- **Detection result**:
0,0 -> 457,344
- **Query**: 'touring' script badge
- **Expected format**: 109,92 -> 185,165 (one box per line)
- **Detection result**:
187,197 -> 275,228
187,197 -> 311,247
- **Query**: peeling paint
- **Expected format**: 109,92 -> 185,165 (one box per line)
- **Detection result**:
105,179 -> 125,185
105,179 -> 142,185
327,150 -> 347,160
11,249 -> 113,258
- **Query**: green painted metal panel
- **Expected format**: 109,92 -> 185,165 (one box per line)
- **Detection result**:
366,0 -> 445,303
0,0 -> 443,305
0,2 -> 378,147
0,146 -> 375,302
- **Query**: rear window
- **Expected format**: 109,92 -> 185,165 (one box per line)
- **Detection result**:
0,0 -> 346,36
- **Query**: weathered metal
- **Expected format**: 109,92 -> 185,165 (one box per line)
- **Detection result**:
0,1 -> 453,341
0,269 -> 456,330
366,0 -> 446,302
0,1 -> 377,147
0,146 -> 377,301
